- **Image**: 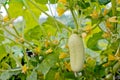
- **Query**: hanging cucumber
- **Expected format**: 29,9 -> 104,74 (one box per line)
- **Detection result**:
68,34 -> 85,72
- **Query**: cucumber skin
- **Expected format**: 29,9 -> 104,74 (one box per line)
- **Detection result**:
68,34 -> 85,72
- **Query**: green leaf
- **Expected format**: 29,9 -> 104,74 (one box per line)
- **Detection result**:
77,1 -> 90,9
8,0 -> 48,33
98,0 -> 110,5
0,45 -> 7,61
87,32 -> 103,51
42,17 -> 67,32
27,71 -> 37,80
36,52 -> 59,75
94,64 -> 105,78
43,24 -> 57,35
8,0 -> 24,18
64,72 -> 75,79
24,25 -> 43,41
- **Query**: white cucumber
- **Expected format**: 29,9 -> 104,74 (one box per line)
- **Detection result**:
68,34 -> 85,72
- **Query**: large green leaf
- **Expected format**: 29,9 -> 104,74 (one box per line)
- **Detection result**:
8,0 -> 48,32
36,52 -> 59,75
8,0 -> 24,18
87,32 -> 103,51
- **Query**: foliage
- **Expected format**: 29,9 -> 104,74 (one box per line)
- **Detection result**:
0,0 -> 120,80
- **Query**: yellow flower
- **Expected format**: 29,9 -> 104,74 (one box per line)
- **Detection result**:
46,48 -> 53,54
34,47 -> 40,54
103,62 -> 110,67
106,21 -> 112,28
57,7 -> 65,16
52,40 -> 59,45
108,16 -> 118,23
117,0 -> 120,5
45,40 -> 50,48
15,37 -> 24,43
55,72 -> 60,80
90,10 -> 98,19
108,54 -> 116,61
59,52 -> 68,59
102,32 -> 111,38
47,32 -> 51,37
58,0 -> 66,4
3,15 -> 9,22
103,9 -> 108,16
84,24 -> 92,33
22,64 -> 28,74
19,37 -> 24,43
64,62 -> 72,71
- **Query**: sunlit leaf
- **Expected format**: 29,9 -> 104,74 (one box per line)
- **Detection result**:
8,0 -> 24,18
87,32 -> 103,51
0,45 -> 7,61
8,0 -> 48,33
34,0 -> 48,4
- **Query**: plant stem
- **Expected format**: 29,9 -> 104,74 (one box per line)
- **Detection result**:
111,0 -> 116,16
2,26 -> 19,38
1,24 -> 34,48
91,20 -> 101,30
70,8 -> 79,31
111,0 -> 117,33
0,33 -> 32,50
0,68 -> 21,72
